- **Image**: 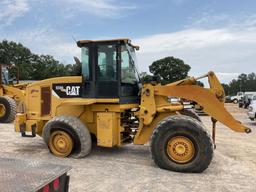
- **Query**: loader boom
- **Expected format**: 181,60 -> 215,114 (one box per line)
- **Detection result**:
134,71 -> 251,146
154,71 -> 251,133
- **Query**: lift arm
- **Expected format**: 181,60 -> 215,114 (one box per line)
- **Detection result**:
154,72 -> 251,133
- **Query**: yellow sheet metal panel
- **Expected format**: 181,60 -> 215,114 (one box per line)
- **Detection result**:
139,84 -> 156,125
14,113 -> 26,132
134,112 -> 176,145
14,116 -> 44,136
2,85 -> 25,103
26,76 -> 82,88
55,105 -> 85,117
97,112 -> 118,147
26,84 -> 41,119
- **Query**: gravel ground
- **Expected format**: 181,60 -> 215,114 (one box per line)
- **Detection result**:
0,103 -> 255,192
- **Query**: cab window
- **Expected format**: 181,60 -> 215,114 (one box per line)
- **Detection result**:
97,45 -> 117,81
121,45 -> 139,84
81,47 -> 90,80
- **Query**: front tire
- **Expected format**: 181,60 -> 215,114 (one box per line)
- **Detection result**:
151,115 -> 213,173
179,109 -> 201,122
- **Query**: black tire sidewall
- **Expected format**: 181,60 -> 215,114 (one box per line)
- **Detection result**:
151,116 -> 213,172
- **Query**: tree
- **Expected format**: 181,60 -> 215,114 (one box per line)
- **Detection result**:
221,83 -> 230,95
149,56 -> 191,84
0,40 -> 79,80
0,40 -> 34,80
31,55 -> 69,80
139,72 -> 153,84
222,73 -> 256,96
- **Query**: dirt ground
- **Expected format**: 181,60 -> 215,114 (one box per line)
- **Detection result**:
0,103 -> 255,192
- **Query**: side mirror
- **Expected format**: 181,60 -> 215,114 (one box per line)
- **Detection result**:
74,57 -> 81,65
133,46 -> 140,51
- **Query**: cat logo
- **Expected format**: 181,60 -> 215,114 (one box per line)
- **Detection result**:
66,86 -> 80,96
52,83 -> 82,98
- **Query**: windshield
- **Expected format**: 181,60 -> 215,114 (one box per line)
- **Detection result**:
121,44 -> 140,84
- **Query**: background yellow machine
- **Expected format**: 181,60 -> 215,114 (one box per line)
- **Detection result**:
15,39 -> 251,173
0,64 -> 26,123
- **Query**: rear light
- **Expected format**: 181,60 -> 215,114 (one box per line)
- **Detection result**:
53,178 -> 60,191
38,173 -> 69,192
43,184 -> 50,192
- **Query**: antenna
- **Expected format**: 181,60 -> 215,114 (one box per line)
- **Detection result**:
72,35 -> 77,44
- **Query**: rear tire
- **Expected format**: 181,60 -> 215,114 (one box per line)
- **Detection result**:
0,96 -> 16,123
151,115 -> 213,173
43,116 -> 92,158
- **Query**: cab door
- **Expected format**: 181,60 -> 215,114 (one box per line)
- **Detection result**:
95,44 -> 119,98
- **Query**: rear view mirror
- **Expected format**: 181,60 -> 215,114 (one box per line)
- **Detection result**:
74,57 -> 81,65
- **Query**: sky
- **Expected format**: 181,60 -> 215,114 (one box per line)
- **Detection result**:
0,0 -> 256,83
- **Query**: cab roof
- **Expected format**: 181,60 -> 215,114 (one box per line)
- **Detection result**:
77,38 -> 139,50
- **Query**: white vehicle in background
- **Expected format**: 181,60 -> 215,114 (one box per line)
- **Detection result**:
251,95 -> 256,104
231,91 -> 256,104
248,101 -> 256,121
231,92 -> 244,103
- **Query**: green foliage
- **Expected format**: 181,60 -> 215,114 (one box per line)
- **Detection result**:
223,73 -> 256,96
149,56 -> 191,84
0,40 -> 33,80
221,83 -> 230,95
70,61 -> 82,76
139,72 -> 153,84
0,40 -> 78,80
196,81 -> 204,87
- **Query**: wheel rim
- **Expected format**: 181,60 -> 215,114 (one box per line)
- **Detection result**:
49,130 -> 73,157
0,104 -> 6,117
167,136 -> 195,164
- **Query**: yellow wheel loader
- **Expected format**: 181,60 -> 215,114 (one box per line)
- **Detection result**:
0,64 -> 26,123
15,39 -> 251,173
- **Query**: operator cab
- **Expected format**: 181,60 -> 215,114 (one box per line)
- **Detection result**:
2,67 -> 9,84
77,39 -> 141,104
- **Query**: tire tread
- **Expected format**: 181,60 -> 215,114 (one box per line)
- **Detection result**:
0,96 -> 17,123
